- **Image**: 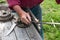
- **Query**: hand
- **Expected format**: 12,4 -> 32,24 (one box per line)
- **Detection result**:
20,11 -> 31,24
12,5 -> 31,24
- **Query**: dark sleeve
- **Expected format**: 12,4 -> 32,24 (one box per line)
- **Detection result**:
56,0 -> 60,4
7,0 -> 21,9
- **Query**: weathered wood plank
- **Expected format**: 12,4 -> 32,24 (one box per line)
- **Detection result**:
14,26 -> 30,40
0,22 -> 16,40
0,22 -> 42,40
14,24 -> 42,40
26,24 -> 42,40
2,31 -> 17,40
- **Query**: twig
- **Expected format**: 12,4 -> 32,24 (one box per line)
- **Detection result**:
42,22 -> 60,25
51,19 -> 56,27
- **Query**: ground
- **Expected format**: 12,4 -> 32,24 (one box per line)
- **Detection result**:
41,0 -> 60,40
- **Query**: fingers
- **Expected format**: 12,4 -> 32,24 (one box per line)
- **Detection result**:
20,12 -> 31,24
21,16 -> 30,24
26,13 -> 31,22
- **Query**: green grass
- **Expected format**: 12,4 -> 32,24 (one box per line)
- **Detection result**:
41,0 -> 60,40
0,0 -> 6,3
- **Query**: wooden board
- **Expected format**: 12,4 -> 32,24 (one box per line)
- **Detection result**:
0,22 -> 42,40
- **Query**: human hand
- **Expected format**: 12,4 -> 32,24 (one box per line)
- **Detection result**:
20,11 -> 31,24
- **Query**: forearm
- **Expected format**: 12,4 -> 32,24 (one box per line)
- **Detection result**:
13,5 -> 25,16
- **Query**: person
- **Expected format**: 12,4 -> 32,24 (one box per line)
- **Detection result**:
7,0 -> 43,40
7,0 -> 60,40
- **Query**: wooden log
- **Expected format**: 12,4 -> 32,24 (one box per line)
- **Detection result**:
0,22 -> 42,40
